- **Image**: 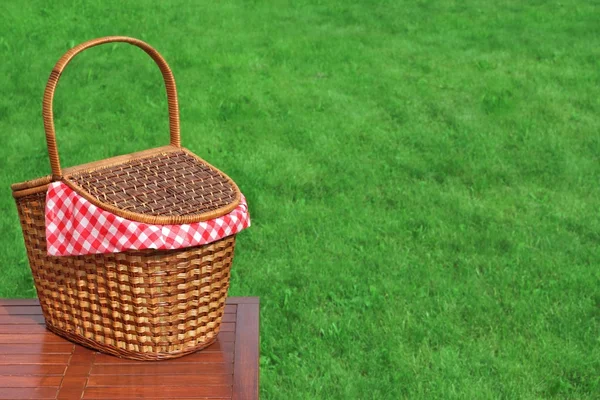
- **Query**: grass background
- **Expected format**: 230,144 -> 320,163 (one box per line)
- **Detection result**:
1,1 -> 599,398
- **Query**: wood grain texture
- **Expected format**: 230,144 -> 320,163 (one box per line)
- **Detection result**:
0,324 -> 49,334
0,343 -> 73,354
0,354 -> 71,364
0,315 -> 45,324
0,297 -> 259,400
0,305 -> 45,315
0,387 -> 58,399
0,299 -> 41,305
82,386 -> 232,399
232,302 -> 260,400
0,334 -> 69,344
57,346 -> 94,400
0,365 -> 66,376
87,374 -> 232,387
0,376 -> 62,387
89,363 -> 234,376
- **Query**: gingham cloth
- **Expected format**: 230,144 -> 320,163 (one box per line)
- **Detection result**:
45,181 -> 250,256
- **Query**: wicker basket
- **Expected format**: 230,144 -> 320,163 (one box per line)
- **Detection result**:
10,36 -> 244,360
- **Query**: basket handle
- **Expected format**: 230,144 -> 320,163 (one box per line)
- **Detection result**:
42,36 -> 181,180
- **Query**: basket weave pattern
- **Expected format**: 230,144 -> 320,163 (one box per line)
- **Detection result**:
68,150 -> 238,218
16,189 -> 234,360
11,36 -> 243,360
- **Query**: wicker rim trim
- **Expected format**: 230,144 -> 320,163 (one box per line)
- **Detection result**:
43,36 -> 181,181
10,176 -> 53,192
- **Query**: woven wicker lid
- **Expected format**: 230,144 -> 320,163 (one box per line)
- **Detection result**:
60,146 -> 240,225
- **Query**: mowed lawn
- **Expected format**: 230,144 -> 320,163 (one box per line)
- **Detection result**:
1,1 -> 599,398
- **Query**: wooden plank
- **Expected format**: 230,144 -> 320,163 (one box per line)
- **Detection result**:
0,375 -> 62,387
221,313 -> 236,323
0,324 -> 48,334
224,304 -> 236,314
57,389 -> 89,400
0,365 -> 66,376
87,373 -> 232,387
57,346 -> 94,400
0,315 -> 46,324
220,322 -> 235,332
0,305 -> 45,315
58,346 -> 96,392
58,383 -> 87,399
68,345 -> 94,365
60,364 -> 91,376
0,333 -> 68,344
94,351 -> 233,364
0,387 -> 58,399
216,331 -> 235,342
232,302 -> 260,400
90,363 -> 233,376
202,340 -> 235,353
0,354 -> 71,364
0,343 -> 73,354
60,375 -> 90,388
0,299 -> 40,306
82,385 -> 232,399
227,297 -> 259,305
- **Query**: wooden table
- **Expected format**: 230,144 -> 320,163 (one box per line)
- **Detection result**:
0,297 -> 259,400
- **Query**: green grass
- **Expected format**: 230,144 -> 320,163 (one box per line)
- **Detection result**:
1,1 -> 599,398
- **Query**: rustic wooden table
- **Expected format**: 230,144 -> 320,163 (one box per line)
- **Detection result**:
0,297 -> 259,400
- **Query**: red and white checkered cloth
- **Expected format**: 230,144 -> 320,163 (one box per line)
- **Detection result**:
45,181 -> 250,256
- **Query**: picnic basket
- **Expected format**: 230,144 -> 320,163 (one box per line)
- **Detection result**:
10,36 -> 245,360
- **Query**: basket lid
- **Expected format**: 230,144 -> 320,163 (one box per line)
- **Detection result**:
61,146 -> 241,225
